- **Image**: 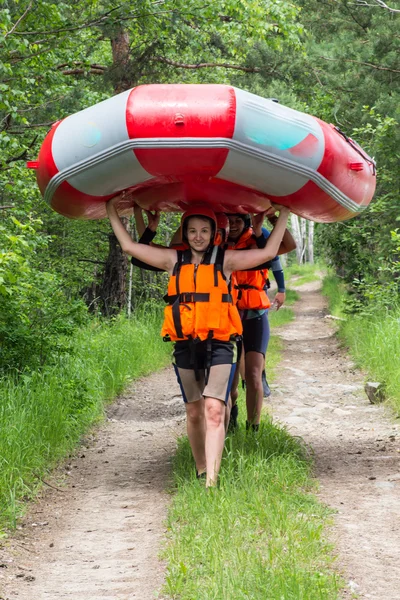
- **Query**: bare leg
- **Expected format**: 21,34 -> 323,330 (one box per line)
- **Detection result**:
230,361 -> 240,406
225,395 -> 232,432
204,396 -> 226,486
228,363 -> 240,431
239,350 -> 246,381
244,351 -> 265,425
185,399 -> 206,475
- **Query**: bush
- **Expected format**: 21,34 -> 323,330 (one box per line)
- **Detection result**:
0,215 -> 88,372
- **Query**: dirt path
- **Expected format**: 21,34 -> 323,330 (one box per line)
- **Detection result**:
269,279 -> 400,599
0,370 -> 185,600
1,278 -> 400,599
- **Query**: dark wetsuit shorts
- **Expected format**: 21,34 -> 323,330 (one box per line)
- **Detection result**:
242,311 -> 270,356
173,339 -> 237,405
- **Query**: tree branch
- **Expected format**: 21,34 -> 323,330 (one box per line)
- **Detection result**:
61,67 -> 105,76
10,3 -> 208,37
57,62 -> 106,71
150,56 -> 261,72
320,55 -> 400,73
77,259 -> 107,265
7,124 -> 54,133
4,0 -> 33,38
311,66 -> 324,87
351,0 -> 400,12
10,5 -> 125,37
5,136 -> 38,164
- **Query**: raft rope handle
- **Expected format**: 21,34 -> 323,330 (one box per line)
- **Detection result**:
333,126 -> 376,176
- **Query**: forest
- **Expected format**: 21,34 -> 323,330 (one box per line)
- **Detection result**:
1,0 -> 399,374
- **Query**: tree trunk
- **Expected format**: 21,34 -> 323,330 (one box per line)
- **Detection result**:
290,214 -> 304,263
308,220 -> 314,264
99,232 -> 127,316
290,214 -> 314,264
127,261 -> 133,318
299,217 -> 307,263
98,26 -> 133,315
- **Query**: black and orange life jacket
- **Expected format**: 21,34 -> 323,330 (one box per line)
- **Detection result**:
161,246 -> 242,342
229,228 -> 271,311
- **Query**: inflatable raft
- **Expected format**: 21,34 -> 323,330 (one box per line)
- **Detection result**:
28,84 -> 376,222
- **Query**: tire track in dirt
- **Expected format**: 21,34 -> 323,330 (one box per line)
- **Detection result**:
269,279 -> 400,599
0,369 -> 185,600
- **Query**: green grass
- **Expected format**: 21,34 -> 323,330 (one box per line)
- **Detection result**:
264,334 -> 285,383
339,311 -> 400,413
266,304 -> 295,382
286,263 -> 323,279
269,306 -> 294,328
286,263 -> 324,287
264,288 -> 298,381
0,308 -> 171,531
163,412 -> 340,599
322,272 -> 400,414
293,274 -> 320,286
284,288 -> 300,305
321,274 -> 346,319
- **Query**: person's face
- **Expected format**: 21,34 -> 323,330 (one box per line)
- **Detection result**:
227,216 -> 245,241
186,217 -> 213,251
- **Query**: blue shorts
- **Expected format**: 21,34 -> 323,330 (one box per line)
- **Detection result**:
242,311 -> 270,356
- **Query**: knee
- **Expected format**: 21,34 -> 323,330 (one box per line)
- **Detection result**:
246,366 -> 262,387
205,399 -> 225,428
186,403 -> 204,427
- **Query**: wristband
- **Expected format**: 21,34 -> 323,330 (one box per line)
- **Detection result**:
255,233 -> 267,248
139,227 -> 156,245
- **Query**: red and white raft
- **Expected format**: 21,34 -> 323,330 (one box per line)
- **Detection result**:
28,84 -> 376,222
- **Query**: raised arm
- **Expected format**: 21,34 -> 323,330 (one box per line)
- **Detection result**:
223,206 -> 291,277
134,205 -> 168,249
134,204 -> 147,238
265,213 -> 296,254
107,195 -> 177,273
252,211 -> 296,254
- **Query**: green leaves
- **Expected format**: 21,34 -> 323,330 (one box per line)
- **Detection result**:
0,212 -> 89,371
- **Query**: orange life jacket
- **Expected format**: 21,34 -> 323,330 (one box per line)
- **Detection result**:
229,229 -> 271,311
161,246 -> 243,342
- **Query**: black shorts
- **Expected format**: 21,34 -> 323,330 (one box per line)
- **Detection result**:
173,339 -> 236,369
173,339 -> 237,404
242,312 -> 270,356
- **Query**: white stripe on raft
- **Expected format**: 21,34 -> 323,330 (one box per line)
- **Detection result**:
44,137 -> 366,214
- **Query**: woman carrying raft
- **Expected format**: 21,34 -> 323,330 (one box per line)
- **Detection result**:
107,194 -> 290,487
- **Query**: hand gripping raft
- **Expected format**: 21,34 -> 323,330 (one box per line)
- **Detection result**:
28,84 -> 376,223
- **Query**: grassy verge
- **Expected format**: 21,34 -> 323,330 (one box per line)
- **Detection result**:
162,276 -> 342,599
163,413 -> 340,599
321,274 -> 346,319
265,288 -> 299,381
286,263 -> 323,287
0,308 -> 171,531
322,272 -> 400,414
